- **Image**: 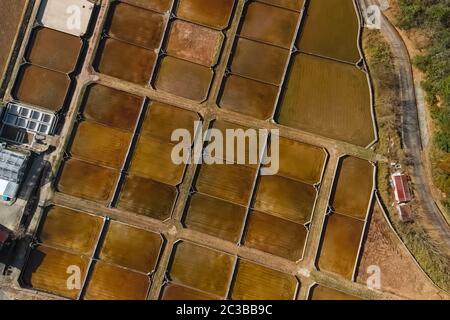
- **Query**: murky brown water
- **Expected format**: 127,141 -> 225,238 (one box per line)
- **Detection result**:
332,156 -> 374,220
96,38 -> 155,85
39,206 -> 103,255
57,159 -> 119,205
317,212 -> 365,279
176,0 -> 235,30
275,137 -> 326,185
108,2 -> 165,49
309,285 -> 361,300
219,74 -> 278,120
258,0 -> 304,11
254,175 -> 316,224
298,0 -> 360,63
231,259 -> 298,300
121,0 -> 173,13
184,193 -> 247,243
84,261 -> 150,300
167,20 -> 223,67
99,221 -> 163,273
278,53 -> 374,146
141,101 -> 200,143
22,246 -> 89,299
154,56 -> 213,101
70,121 -> 132,169
207,120 -> 261,167
230,38 -> 289,85
240,2 -> 299,49
129,135 -> 186,186
244,211 -> 307,261
161,283 -> 220,300
82,84 -> 143,132
169,241 -> 235,297
14,64 -> 70,111
27,27 -> 82,73
195,163 -> 257,206
117,174 -> 177,220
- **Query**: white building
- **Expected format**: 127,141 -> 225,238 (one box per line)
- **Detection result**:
0,146 -> 29,202
36,0 -> 95,37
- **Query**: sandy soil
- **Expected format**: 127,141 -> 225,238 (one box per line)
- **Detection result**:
357,202 -> 448,300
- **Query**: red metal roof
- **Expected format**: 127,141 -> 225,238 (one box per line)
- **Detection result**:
392,174 -> 411,203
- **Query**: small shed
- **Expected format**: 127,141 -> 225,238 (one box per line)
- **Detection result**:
391,172 -> 411,203
397,203 -> 413,223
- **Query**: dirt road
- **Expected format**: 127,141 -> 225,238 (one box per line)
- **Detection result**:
358,0 -> 450,256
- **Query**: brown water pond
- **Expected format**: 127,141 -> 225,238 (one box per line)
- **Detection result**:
70,121 -> 132,169
14,64 -> 70,111
331,156 -> 374,220
99,221 -> 163,273
81,84 -> 143,132
277,53 -> 374,147
219,74 -> 278,120
117,174 -> 177,221
57,159 -> 119,205
240,2 -> 299,49
154,56 -> 213,101
176,0 -> 235,30
231,259 -> 298,300
22,246 -> 89,300
230,38 -> 289,85
121,0 -> 172,13
167,20 -> 223,67
254,174 -> 316,224
273,137 -> 326,185
39,206 -> 103,255
258,0 -> 304,11
161,283 -> 221,300
244,211 -> 307,261
309,284 -> 361,300
195,163 -> 257,206
96,38 -> 155,85
298,0 -> 360,63
169,241 -> 235,297
84,261 -> 150,300
317,212 -> 365,280
141,101 -> 200,143
128,135 -> 186,186
108,2 -> 165,49
206,120 -> 262,167
184,193 -> 247,243
27,27 -> 82,73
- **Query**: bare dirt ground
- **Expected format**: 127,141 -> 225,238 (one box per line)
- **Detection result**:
357,201 -> 448,300
0,0 -> 27,82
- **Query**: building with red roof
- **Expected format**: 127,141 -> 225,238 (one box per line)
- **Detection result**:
391,172 -> 412,204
